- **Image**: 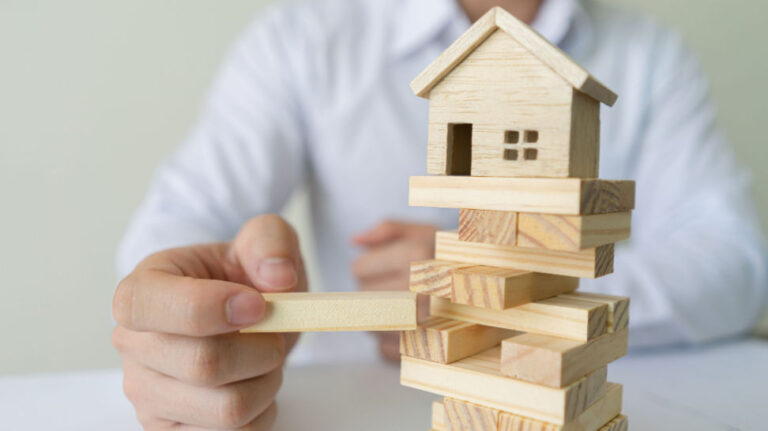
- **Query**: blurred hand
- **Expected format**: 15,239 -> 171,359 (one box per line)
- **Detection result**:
351,220 -> 437,361
112,215 -> 306,431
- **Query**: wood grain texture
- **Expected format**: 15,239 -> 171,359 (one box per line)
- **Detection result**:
459,209 -> 517,245
400,347 -> 607,425
409,176 -> 635,215
599,415 -> 628,431
240,292 -> 417,333
430,295 -> 607,341
492,8 -> 616,106
436,230 -> 614,279
444,397 -> 499,431
451,266 -> 578,310
432,401 -> 448,430
569,89 -> 601,179
410,260 -> 473,298
501,328 -> 628,387
400,316 -> 513,364
411,7 -> 616,106
561,292 -> 629,332
517,212 -> 631,251
497,383 -> 623,431
410,8 -> 498,98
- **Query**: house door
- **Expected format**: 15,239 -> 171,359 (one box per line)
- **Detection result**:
447,123 -> 472,175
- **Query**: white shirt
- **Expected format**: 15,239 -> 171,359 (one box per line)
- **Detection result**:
117,0 -> 768,363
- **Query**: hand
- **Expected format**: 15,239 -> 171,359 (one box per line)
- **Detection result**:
351,220 -> 437,361
112,215 -> 306,430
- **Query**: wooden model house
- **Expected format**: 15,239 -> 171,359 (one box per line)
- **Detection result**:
411,7 -> 617,178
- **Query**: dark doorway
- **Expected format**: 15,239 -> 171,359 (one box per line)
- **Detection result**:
447,123 -> 472,175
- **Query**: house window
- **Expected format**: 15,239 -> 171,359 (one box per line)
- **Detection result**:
503,129 -> 539,161
504,131 -> 520,144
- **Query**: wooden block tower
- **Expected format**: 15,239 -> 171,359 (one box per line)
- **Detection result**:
400,7 -> 633,431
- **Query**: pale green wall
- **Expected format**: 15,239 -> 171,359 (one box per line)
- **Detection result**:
0,0 -> 766,375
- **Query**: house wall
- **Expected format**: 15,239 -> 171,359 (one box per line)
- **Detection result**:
427,30 -> 576,178
569,90 -> 601,178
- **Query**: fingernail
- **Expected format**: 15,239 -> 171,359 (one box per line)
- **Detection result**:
226,293 -> 264,326
256,258 -> 297,291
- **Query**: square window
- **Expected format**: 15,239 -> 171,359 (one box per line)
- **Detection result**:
504,130 -> 520,144
524,148 -> 538,160
524,130 -> 539,143
503,149 -> 518,161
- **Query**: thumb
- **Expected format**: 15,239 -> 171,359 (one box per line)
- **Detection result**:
229,214 -> 307,293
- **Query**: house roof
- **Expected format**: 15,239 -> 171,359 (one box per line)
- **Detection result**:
410,7 -> 617,106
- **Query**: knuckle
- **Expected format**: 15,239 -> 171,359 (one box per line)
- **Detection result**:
188,339 -> 223,386
180,283 -> 212,335
408,243 -> 433,261
218,388 -> 251,429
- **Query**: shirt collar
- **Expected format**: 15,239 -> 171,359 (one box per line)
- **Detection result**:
391,0 -> 592,58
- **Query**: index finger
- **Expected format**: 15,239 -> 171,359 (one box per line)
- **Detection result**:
113,269 -> 265,336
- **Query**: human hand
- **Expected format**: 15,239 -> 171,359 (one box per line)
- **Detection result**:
112,215 -> 306,430
351,220 -> 437,361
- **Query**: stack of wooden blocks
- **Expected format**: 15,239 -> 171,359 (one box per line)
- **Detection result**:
399,7 -> 634,431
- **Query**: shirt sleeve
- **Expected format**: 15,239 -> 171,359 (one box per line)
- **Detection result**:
582,30 -> 768,348
117,7 -> 308,277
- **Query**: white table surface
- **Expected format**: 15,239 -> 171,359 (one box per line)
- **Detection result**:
1,338 -> 766,430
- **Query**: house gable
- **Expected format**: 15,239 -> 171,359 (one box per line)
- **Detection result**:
411,7 -> 617,107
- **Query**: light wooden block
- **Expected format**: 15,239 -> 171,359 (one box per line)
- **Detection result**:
517,212 -> 631,251
400,347 -> 607,425
432,400 -> 448,430
240,292 -> 417,333
431,295 -> 607,341
600,415 -> 628,431
436,231 -> 614,279
444,397 -> 499,431
562,292 -> 629,332
451,266 -> 578,310
501,328 -> 629,387
497,383 -> 623,431
410,260 -> 473,298
400,316 -> 513,364
409,176 -> 635,215
458,209 -> 517,245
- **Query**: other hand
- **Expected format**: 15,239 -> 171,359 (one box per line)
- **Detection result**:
351,220 -> 437,361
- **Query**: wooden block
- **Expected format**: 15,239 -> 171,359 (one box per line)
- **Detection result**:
409,176 -> 635,215
432,401 -> 448,430
410,260 -> 473,298
240,292 -> 416,333
444,397 -> 499,430
501,328 -> 629,387
451,266 -> 579,310
458,209 -> 517,245
561,292 -> 629,332
497,383 -> 623,431
431,295 -> 607,342
400,316 -> 513,364
436,231 -> 614,279
517,212 -> 631,251
600,415 -> 628,431
400,347 -> 607,425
